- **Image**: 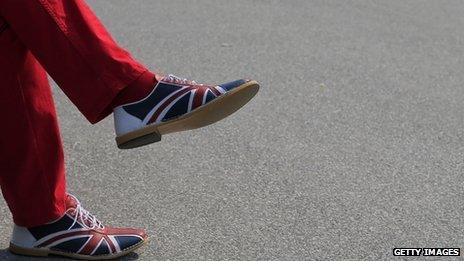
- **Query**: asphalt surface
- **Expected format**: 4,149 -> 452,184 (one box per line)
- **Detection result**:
2,0 -> 464,260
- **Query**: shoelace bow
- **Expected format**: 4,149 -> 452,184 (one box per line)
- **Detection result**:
164,74 -> 203,86
68,195 -> 104,230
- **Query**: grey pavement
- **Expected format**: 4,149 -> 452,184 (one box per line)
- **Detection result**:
1,0 -> 464,260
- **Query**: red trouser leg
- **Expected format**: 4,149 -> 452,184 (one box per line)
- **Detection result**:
0,1 -> 149,226
0,20 -> 66,227
0,0 -> 148,124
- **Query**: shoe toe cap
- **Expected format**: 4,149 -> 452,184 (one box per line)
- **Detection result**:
115,235 -> 144,250
107,227 -> 147,251
218,79 -> 251,92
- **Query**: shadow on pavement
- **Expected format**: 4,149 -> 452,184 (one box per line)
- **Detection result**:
0,248 -> 141,260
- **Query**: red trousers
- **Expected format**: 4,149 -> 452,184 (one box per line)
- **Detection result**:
0,0 -> 147,227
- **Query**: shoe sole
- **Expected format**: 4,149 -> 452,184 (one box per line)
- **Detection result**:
9,237 -> 148,260
116,80 -> 260,149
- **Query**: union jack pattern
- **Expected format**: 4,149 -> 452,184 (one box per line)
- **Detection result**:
31,225 -> 145,256
120,75 -> 249,126
10,194 -> 147,259
146,83 -> 224,124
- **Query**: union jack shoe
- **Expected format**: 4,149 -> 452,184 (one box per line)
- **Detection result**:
9,194 -> 148,260
114,74 -> 260,149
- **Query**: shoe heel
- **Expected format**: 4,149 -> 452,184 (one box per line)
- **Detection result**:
9,243 -> 49,257
117,127 -> 162,149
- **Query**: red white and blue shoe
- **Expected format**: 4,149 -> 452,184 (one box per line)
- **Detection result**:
9,194 -> 148,260
114,74 -> 260,149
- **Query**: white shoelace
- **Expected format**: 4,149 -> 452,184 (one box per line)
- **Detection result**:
68,195 -> 104,230
165,74 -> 202,85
